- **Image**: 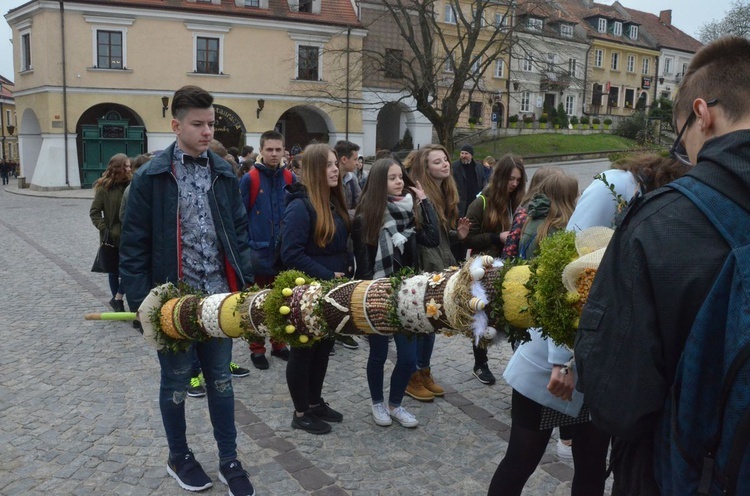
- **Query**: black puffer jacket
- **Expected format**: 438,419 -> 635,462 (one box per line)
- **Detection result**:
575,130 -> 750,494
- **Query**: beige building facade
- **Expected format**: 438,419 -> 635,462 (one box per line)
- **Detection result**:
0,76 -> 18,164
6,0 -> 365,189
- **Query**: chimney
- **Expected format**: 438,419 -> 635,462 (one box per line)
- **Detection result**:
659,9 -> 672,26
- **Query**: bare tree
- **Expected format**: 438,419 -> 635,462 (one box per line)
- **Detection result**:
698,0 -> 750,43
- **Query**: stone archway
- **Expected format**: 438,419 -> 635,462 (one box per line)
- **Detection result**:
376,102 -> 415,151
19,108 -> 42,181
276,105 -> 334,150
213,104 -> 246,150
76,103 -> 146,187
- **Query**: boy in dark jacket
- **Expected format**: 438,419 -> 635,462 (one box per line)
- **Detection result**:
575,37 -> 750,495
120,86 -> 255,496
238,130 -> 294,369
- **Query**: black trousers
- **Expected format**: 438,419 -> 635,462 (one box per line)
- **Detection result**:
488,419 -> 610,496
286,338 -> 335,413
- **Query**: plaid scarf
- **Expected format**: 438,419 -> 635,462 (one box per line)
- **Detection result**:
373,195 -> 415,279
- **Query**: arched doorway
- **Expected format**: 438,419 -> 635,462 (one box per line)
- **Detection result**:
76,103 -> 146,187
213,104 -> 246,150
19,108 -> 42,181
376,102 -> 414,151
276,106 -> 333,150
492,102 -> 505,128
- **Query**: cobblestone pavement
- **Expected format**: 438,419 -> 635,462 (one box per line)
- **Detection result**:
0,159 -> 612,496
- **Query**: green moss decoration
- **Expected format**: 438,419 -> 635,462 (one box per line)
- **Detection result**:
528,230 -> 579,349
489,257 -> 532,345
388,267 -> 415,330
263,270 -> 314,347
148,282 -> 207,354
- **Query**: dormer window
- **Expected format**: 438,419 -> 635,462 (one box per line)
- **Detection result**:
614,21 -> 622,36
629,25 -> 638,39
527,17 -> 543,32
299,0 -> 312,12
598,18 -> 607,33
560,24 -> 573,38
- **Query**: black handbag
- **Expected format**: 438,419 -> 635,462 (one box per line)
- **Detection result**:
91,229 -> 119,273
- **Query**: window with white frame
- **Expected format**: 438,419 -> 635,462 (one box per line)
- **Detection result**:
244,0 -> 259,6
629,25 -> 638,39
444,54 -> 455,73
560,24 -> 573,38
96,30 -> 124,69
611,51 -> 620,71
520,91 -> 531,112
568,58 -> 578,78
597,18 -> 607,33
663,57 -> 673,74
522,54 -> 533,72
196,36 -> 220,74
472,10 -> 486,27
445,5 -> 457,24
471,55 -> 482,74
642,57 -> 650,75
495,13 -> 509,29
627,54 -> 635,73
546,53 -> 556,72
494,59 -> 505,78
682,62 -> 688,75
565,95 -> 575,116
614,21 -> 622,36
297,45 -> 320,80
594,49 -> 603,68
5,109 -> 10,124
527,17 -> 543,32
21,32 -> 32,71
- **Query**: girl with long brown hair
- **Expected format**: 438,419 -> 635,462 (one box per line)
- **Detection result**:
89,153 -> 132,311
464,154 -> 527,385
352,157 -> 439,427
403,144 -> 470,402
280,143 -> 351,435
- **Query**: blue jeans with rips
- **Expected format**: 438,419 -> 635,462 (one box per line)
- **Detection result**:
157,338 -> 237,464
416,333 -> 436,370
366,334 -> 417,407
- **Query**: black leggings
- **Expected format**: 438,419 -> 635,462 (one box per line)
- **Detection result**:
488,420 -> 610,496
286,338 -> 335,413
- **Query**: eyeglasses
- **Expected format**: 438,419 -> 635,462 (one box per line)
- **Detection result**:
670,99 -> 718,166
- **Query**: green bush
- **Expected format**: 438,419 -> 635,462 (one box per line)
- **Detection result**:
603,118 -> 613,126
539,115 -> 548,124
570,116 -> 579,125
468,116 -> 479,125
555,103 -> 569,128
508,115 -> 519,123
523,116 -> 534,124
613,111 -> 654,145
580,116 -> 590,125
592,117 -> 601,125
649,98 -> 674,130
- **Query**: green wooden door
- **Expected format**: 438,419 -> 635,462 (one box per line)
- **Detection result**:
80,111 -> 144,187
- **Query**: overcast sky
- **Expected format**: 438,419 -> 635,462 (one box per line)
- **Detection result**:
0,0 -> 736,84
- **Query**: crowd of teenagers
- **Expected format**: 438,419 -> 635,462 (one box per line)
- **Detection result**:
88,35 -> 750,496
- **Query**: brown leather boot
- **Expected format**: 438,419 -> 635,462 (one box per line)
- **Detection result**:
420,367 -> 445,397
405,370 -> 434,401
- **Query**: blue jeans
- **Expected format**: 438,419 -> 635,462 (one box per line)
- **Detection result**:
108,269 -> 122,298
157,339 -> 237,464
367,334 -> 417,407
416,333 -> 435,370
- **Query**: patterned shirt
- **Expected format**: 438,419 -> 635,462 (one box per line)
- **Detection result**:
173,146 -> 229,295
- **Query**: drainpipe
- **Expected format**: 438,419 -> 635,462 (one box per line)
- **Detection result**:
345,26 -> 351,141
581,43 -> 593,116
60,0 -> 70,186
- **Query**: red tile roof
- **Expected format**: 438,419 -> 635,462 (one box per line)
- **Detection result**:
623,7 -> 702,53
44,0 -> 361,28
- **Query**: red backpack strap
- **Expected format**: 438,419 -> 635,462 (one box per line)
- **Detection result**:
248,167 -> 261,212
283,168 -> 294,185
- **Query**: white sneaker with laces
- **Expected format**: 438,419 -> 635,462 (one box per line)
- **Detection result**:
372,402 -> 392,426
556,439 -> 573,459
389,406 -> 418,428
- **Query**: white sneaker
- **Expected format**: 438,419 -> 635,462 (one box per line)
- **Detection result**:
556,439 -> 573,459
389,406 -> 418,428
372,402 -> 392,426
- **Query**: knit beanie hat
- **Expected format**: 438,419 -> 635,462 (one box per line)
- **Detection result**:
460,144 -> 474,156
